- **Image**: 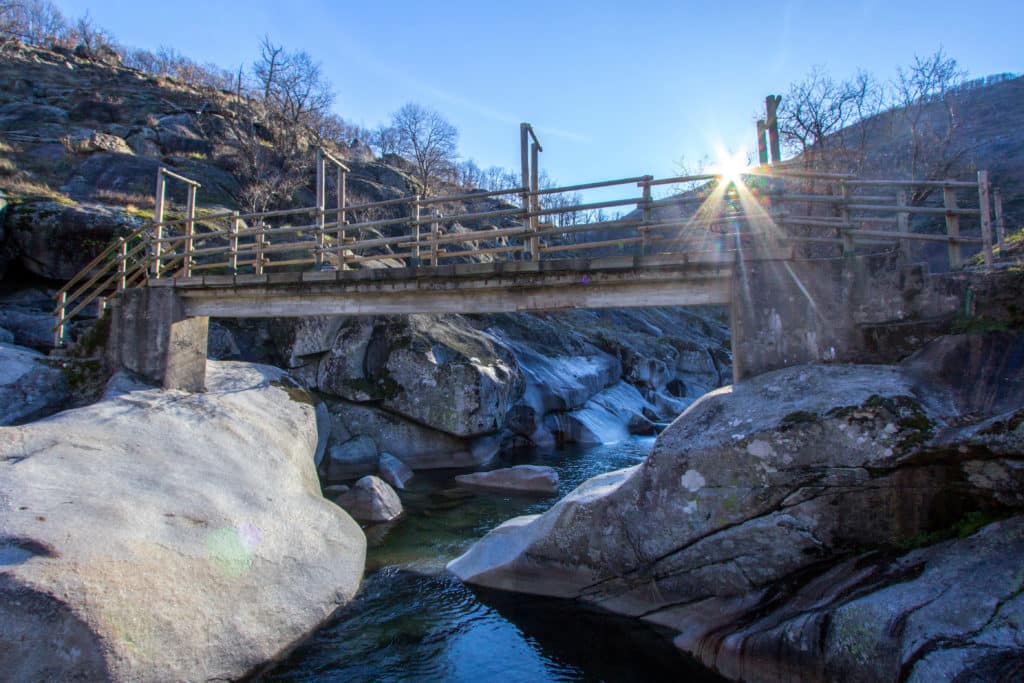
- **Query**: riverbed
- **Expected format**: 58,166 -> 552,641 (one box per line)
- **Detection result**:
267,438 -> 723,682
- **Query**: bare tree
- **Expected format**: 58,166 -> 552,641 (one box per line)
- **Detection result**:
385,102 -> 459,193
252,36 -> 333,132
893,47 -> 967,182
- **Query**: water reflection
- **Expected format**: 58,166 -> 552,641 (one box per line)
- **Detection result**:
266,438 -> 723,682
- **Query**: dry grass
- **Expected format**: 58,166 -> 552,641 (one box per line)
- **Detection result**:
94,189 -> 156,209
2,179 -> 76,204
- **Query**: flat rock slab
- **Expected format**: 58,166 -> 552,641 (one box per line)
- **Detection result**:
0,361 -> 366,681
455,465 -> 560,495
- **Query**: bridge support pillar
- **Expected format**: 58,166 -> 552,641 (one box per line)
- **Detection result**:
107,288 -> 208,392
731,251 -> 919,382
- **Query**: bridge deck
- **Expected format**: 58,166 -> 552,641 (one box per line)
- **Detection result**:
150,254 -> 735,318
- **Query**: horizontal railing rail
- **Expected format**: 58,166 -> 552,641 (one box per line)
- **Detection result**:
52,162 -> 1004,348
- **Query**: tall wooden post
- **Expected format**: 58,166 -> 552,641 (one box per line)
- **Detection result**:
765,95 -> 782,164
994,187 -> 1006,252
183,184 -> 196,278
756,120 -> 769,165
978,170 -> 994,268
520,123 -> 532,260
315,148 -> 326,265
943,184 -> 962,269
229,211 -> 240,273
530,139 -> 540,258
896,190 -> 910,261
152,168 -> 165,278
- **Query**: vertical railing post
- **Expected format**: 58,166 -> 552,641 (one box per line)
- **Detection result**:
337,169 -> 347,270
255,221 -> 265,276
315,148 -> 326,265
530,140 -> 541,259
152,168 -> 165,278
896,190 -> 910,261
520,123 -> 531,260
430,210 -> 440,267
839,181 -> 854,255
412,197 -> 422,267
183,183 -> 196,278
229,211 -> 240,274
978,170 -> 994,268
993,187 -> 1006,253
639,176 -> 653,256
117,237 -> 127,290
943,183 -> 962,269
54,290 -> 66,348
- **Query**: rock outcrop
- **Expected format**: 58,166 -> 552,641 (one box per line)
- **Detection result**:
0,362 -> 366,680
450,334 -> 1024,681
0,343 -> 68,424
455,465 -> 559,495
334,475 -> 403,523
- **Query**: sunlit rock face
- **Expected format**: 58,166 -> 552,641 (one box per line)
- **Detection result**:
450,333 -> 1024,681
0,362 -> 366,681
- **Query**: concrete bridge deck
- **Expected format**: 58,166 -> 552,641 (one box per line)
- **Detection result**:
158,254 -> 734,318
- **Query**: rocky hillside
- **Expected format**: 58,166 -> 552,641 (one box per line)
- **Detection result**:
0,41 -> 733,469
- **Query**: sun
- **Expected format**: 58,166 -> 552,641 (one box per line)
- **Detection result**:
710,147 -> 750,184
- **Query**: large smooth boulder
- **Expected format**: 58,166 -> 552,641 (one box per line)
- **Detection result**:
7,200 -> 144,280
335,475 -> 403,523
450,342 -> 1024,680
455,465 -> 559,496
0,362 -> 366,680
362,315 -> 523,437
0,343 -> 68,424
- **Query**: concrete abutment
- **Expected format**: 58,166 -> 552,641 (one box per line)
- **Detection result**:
107,287 -> 208,392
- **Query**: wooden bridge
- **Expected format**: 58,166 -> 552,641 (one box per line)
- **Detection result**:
53,124 -> 1007,391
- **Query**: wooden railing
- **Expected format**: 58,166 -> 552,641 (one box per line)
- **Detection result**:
51,147 -> 1005,347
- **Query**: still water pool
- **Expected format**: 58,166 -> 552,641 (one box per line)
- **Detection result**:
266,438 -> 722,682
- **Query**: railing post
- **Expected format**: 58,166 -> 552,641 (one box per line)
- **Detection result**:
117,237 -> 127,290
255,221 -> 265,275
151,168 -> 165,278
530,139 -> 540,259
431,210 -> 440,267
993,187 -> 1006,252
183,183 -> 196,278
315,148 -> 326,265
943,183 -> 962,269
229,211 -> 240,274
337,170 -> 347,270
978,170 -> 994,268
412,197 -> 422,267
520,123 -> 532,260
54,290 -> 66,348
896,190 -> 910,261
839,181 -> 854,255
639,176 -> 653,256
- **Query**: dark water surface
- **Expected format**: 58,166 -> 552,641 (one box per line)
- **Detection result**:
266,439 -> 722,682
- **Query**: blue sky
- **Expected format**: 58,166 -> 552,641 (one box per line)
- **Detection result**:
56,0 -> 1022,190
